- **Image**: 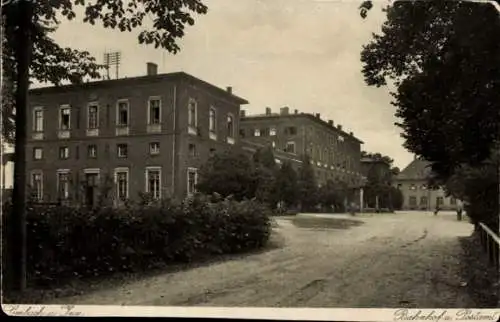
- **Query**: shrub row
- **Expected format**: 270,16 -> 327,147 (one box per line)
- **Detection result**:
4,194 -> 272,287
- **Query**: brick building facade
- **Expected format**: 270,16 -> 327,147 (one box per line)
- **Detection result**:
239,107 -> 365,188
26,65 -> 248,205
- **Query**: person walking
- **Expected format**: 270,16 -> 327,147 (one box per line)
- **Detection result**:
456,199 -> 464,221
434,204 -> 440,216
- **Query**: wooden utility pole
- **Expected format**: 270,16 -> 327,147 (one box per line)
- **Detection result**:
10,0 -> 34,291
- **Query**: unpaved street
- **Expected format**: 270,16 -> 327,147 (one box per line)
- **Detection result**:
48,211 -> 474,307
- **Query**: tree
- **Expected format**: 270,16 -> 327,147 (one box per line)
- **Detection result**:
252,147 -> 278,208
197,149 -> 257,201
360,1 -> 500,181
318,179 -> 346,212
297,154 -> 318,212
273,161 -> 298,210
3,0 -> 208,291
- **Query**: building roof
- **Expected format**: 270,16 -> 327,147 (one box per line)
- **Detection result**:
29,72 -> 249,105
241,112 -> 364,144
396,158 -> 433,181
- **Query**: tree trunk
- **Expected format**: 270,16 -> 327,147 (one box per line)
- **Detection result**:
10,0 -> 34,291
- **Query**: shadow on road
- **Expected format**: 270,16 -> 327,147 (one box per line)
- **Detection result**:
288,216 -> 365,230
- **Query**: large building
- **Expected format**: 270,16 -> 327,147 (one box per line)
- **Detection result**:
239,107 -> 365,189
25,64 -> 248,206
360,155 -> 392,185
394,157 -> 459,211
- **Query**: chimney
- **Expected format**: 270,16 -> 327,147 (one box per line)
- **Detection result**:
315,113 -> 320,118
337,124 -> 342,131
240,110 -> 246,118
280,106 -> 289,115
294,109 -> 298,114
146,62 -> 158,76
328,120 -> 333,126
226,86 -> 232,94
265,107 -> 272,115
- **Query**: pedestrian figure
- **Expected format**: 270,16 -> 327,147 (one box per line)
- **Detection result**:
434,205 -> 440,216
456,200 -> 464,221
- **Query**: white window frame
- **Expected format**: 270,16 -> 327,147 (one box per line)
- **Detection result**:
148,96 -> 161,125
87,144 -> 97,158
254,129 -> 261,137
149,142 -> 160,155
59,104 -> 71,130
226,113 -> 235,138
87,102 -> 99,129
209,106 -> 217,132
187,167 -> 198,195
285,141 -> 296,154
116,99 -> 130,127
59,146 -> 69,159
30,170 -> 43,201
114,167 -> 129,202
33,106 -> 44,132
188,98 -> 198,134
270,128 -> 277,136
145,166 -> 162,200
33,147 -> 43,160
117,144 -> 128,158
56,169 -> 71,200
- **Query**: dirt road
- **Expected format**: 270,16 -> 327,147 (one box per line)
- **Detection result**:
48,211 -> 474,307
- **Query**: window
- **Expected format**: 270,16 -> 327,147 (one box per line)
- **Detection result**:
57,171 -> 70,200
409,196 -> 417,206
239,129 -> 245,138
145,167 -> 161,200
285,141 -> 296,154
410,184 -> 416,190
88,104 -> 99,129
59,106 -> 71,130
87,145 -> 97,158
397,184 -> 402,190
117,100 -> 129,126
150,142 -> 160,155
420,196 -> 428,206
421,185 -> 427,190
209,148 -> 216,156
209,107 -> 216,133
260,128 -> 269,137
254,129 -> 261,137
227,114 -> 234,138
33,147 -> 43,160
436,197 -> 444,206
115,169 -> 129,201
148,98 -> 161,124
117,144 -> 128,158
188,143 -> 196,157
33,108 -> 43,132
59,147 -> 69,159
187,168 -> 198,195
285,127 -> 297,135
450,197 -> 457,205
188,99 -> 197,127
270,128 -> 277,136
31,171 -> 43,201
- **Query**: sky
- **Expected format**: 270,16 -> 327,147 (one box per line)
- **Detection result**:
2,0 -> 415,188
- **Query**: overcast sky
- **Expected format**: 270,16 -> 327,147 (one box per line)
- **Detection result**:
3,0 -> 415,187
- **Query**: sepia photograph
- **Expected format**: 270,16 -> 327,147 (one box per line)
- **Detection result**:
1,0 -> 500,319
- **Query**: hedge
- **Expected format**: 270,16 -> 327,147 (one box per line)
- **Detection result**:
3,194 -> 272,287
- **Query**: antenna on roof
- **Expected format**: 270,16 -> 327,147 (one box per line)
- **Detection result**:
103,51 -> 122,80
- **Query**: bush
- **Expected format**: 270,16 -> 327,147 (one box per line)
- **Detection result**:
4,194 -> 271,287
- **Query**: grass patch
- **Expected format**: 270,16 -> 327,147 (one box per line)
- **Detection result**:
289,217 -> 364,230
458,232 -> 499,308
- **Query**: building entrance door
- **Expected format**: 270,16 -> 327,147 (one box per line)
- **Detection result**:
85,173 -> 98,207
